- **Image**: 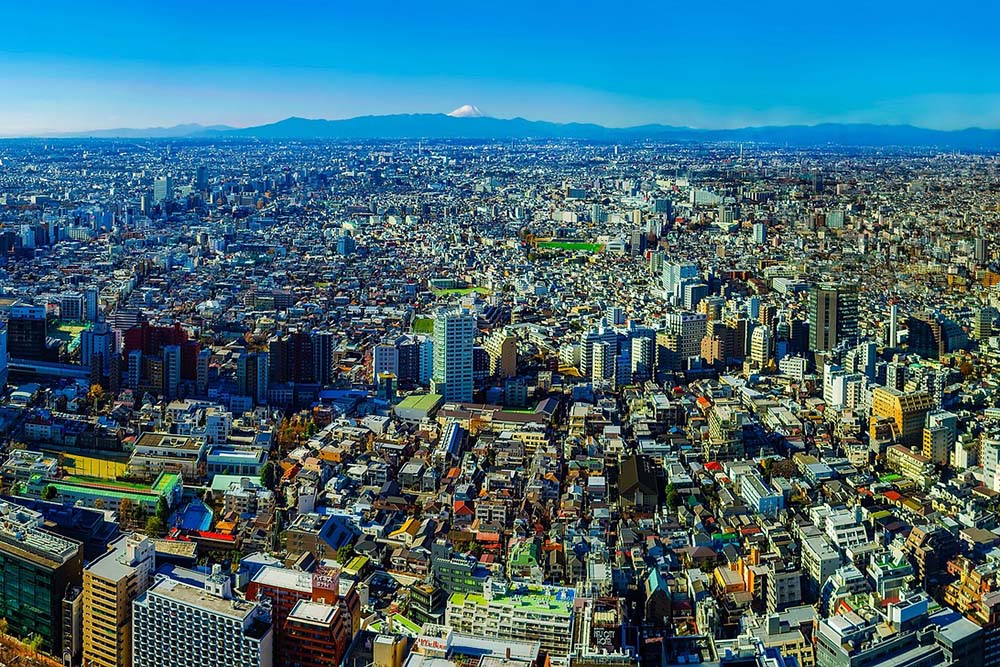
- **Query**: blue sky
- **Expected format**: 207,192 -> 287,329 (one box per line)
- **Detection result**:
1,0 -> 998,133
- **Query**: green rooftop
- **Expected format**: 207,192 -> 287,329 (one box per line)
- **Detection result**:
449,586 -> 575,617
396,393 -> 443,413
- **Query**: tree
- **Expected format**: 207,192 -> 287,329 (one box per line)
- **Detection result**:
664,483 -> 680,509
145,516 -> 165,537
42,485 -> 58,501
156,496 -> 170,525
260,461 -> 278,491
117,498 -> 134,529
334,544 -> 355,564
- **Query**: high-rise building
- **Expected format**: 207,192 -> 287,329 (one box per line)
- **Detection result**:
431,306 -> 476,402
808,283 -> 858,352
196,348 -> 211,396
196,165 -> 209,191
83,534 -> 155,667
81,321 -> 116,384
268,332 -> 314,385
247,565 -> 361,667
59,291 -> 85,321
8,301 -> 49,361
484,328 -> 517,378
752,221 -> 767,245
373,343 -> 400,381
976,237 -> 990,265
238,351 -> 269,405
163,344 -> 181,400
923,409 -> 958,466
750,325 -> 772,368
0,499 -> 83,654
152,176 -> 173,203
661,262 -> 699,304
888,303 -> 900,348
870,386 -> 934,448
311,331 -> 336,385
133,566 -> 273,667
84,288 -> 100,322
907,311 -> 968,359
0,322 -> 7,389
664,312 -> 708,368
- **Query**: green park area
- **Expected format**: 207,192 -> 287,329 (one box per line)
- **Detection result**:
412,317 -> 435,334
537,241 -> 603,253
429,286 -> 492,297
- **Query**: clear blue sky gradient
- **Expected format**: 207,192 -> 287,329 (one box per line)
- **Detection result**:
1,0 -> 998,133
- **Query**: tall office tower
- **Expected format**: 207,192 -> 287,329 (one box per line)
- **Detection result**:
83,534 -> 155,667
888,303 -> 900,348
749,325 -> 772,368
152,175 -> 173,203
238,351 -> 269,405
133,566 -> 273,667
311,331 -> 336,386
664,312 -> 708,368
373,342 -> 400,381
630,336 -> 655,382
336,233 -> 356,256
907,312 -> 968,359
431,306 -> 476,402
59,291 -> 85,320
579,325 -> 620,378
976,237 -> 990,264
128,350 -> 142,390
974,307 -> 998,340
81,321 -> 116,383
196,348 -> 211,396
418,336 -> 434,385
630,228 -> 647,256
808,283 -> 859,352
654,198 -> 673,217
395,335 -> 421,385
84,287 -> 99,322
682,282 -> 709,311
0,499 -> 84,655
649,251 -> 664,276
0,323 -> 7,389
8,301 -> 49,360
196,165 -> 209,191
826,209 -> 845,229
870,387 -> 934,448
606,306 -> 625,327
752,221 -> 767,245
923,409 -> 957,466
590,202 -> 602,223
661,262 -> 698,304
268,332 -> 314,384
162,344 -> 181,400
484,328 -> 517,378
591,341 -> 614,385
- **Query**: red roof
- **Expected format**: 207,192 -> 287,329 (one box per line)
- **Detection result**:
884,491 -> 903,502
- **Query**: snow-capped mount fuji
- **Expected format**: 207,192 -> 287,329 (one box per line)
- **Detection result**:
448,104 -> 485,118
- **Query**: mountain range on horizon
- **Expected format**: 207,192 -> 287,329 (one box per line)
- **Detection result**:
19,112 -> 1000,149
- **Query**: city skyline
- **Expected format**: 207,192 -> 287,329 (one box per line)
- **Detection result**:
1,0 -> 999,134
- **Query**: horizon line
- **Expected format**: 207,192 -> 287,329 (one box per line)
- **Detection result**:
5,112 -> 1000,139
